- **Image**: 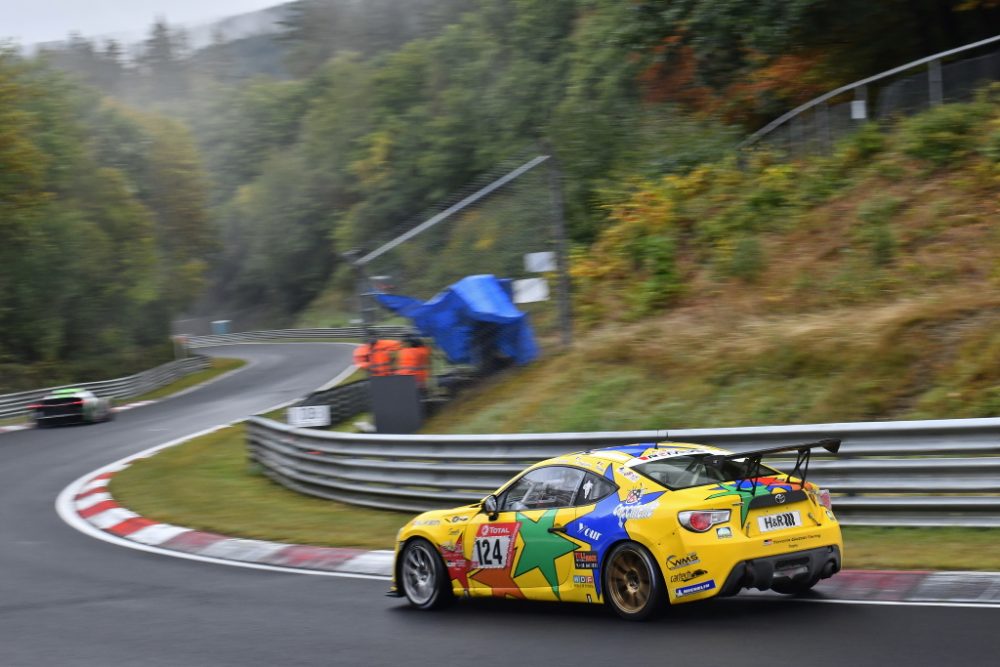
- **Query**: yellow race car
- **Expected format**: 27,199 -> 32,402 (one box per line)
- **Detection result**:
389,439 -> 843,620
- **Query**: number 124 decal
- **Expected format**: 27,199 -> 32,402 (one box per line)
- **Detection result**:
471,522 -> 519,569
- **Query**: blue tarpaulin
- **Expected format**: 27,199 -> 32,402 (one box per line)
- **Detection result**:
375,275 -> 539,366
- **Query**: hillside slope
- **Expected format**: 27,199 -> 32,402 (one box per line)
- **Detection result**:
424,93 -> 1000,434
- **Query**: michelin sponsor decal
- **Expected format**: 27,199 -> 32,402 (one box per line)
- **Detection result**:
675,580 -> 716,598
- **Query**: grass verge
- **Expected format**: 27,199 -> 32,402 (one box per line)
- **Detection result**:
109,424 -> 999,568
109,424 -> 409,549
126,357 -> 246,403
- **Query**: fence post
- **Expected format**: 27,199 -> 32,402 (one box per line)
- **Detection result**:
852,85 -> 868,122
543,145 -> 573,349
929,59 -> 944,106
819,103 -> 832,151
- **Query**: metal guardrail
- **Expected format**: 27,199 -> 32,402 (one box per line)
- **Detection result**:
740,34 -> 1000,154
295,380 -> 373,426
2,324 -> 390,420
186,326 -> 410,348
247,416 -> 1000,527
0,356 -> 209,420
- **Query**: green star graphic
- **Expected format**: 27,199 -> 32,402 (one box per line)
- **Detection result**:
513,510 -> 578,597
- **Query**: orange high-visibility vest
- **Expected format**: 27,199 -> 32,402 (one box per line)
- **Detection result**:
368,340 -> 401,376
397,346 -> 431,385
352,344 -> 371,369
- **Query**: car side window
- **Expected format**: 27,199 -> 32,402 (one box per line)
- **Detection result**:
575,472 -> 616,505
500,466 -> 587,512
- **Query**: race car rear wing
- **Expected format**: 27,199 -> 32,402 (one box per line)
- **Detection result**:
705,438 -> 841,493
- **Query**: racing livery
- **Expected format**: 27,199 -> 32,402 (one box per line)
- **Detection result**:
390,439 -> 843,620
29,388 -> 113,427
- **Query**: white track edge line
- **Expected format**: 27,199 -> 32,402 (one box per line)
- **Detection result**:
55,353 -> 389,581
55,351 -> 1000,602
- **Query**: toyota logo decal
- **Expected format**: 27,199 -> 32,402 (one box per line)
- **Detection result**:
774,493 -> 786,504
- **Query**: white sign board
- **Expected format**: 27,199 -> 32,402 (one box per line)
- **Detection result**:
850,100 -> 867,120
288,405 -> 331,428
512,277 -> 550,304
524,251 -> 556,273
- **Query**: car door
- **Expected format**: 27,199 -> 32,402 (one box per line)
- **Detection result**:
463,465 -> 587,601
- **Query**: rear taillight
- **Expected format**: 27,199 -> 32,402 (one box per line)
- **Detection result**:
678,510 -> 731,533
818,489 -> 832,510
27,404 -> 42,410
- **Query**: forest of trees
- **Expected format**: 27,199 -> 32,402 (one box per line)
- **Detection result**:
4,0 -> 999,388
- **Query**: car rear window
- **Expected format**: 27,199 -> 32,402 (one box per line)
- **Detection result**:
633,455 -> 781,490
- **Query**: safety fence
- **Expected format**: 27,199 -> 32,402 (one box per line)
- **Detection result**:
741,34 -> 1000,156
0,356 -> 209,420
185,326 -> 410,349
246,416 -> 1000,528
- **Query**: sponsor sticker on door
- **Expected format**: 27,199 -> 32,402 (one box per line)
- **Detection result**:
471,522 -> 520,569
675,580 -> 716,598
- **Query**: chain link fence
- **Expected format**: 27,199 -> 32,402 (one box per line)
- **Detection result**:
746,37 -> 1000,157
355,152 -> 568,384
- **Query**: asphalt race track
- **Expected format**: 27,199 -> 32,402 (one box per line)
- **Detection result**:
0,344 -> 995,666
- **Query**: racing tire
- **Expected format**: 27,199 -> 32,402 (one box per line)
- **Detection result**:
399,538 -> 453,611
603,542 -> 667,621
771,575 -> 820,595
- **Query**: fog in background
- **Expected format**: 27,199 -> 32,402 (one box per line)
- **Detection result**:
0,0 -> 280,45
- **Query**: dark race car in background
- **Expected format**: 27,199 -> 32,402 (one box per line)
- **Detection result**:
29,388 -> 114,427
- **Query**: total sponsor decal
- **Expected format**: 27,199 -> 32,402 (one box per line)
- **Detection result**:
666,552 -> 700,570
573,574 -> 595,587
675,579 -> 716,599
669,568 -> 708,583
471,522 -> 519,569
574,552 -> 599,570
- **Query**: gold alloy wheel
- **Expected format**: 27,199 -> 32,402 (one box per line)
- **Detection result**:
607,546 -> 652,614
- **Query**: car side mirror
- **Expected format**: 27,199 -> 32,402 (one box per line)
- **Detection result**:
482,494 -> 499,520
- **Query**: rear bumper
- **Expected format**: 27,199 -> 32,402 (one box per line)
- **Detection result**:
34,411 -> 85,425
718,545 -> 841,596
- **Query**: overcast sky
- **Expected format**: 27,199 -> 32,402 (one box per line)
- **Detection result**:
0,0 -> 282,45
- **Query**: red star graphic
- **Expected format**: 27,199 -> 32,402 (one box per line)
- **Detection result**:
440,535 -> 470,590
470,547 -> 526,599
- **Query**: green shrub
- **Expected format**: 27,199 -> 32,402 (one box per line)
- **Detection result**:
978,121 -> 1000,162
629,234 -> 682,315
897,104 -> 979,167
725,234 -> 765,282
834,122 -> 886,166
855,196 -> 901,266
